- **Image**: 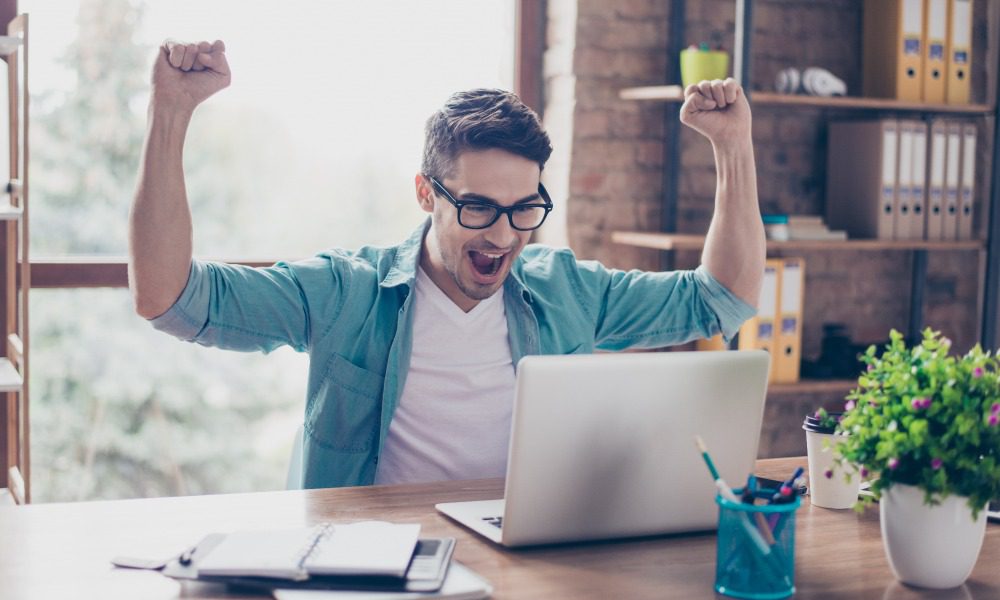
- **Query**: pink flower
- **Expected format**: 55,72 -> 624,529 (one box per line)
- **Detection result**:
888,458 -> 900,470
990,414 -> 999,427
824,468 -> 833,479
845,400 -> 856,411
867,364 -> 875,372
911,397 -> 931,410
931,458 -> 943,470
991,403 -> 999,414
973,367 -> 984,378
860,467 -> 869,478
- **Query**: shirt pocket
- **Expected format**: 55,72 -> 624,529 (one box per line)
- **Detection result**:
305,353 -> 384,453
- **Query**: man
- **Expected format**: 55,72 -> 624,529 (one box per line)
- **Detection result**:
129,40 -> 765,489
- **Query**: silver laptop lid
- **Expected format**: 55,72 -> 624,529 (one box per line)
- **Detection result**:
500,350 -> 770,546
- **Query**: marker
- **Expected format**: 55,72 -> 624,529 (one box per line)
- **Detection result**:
770,467 -> 805,504
742,474 -> 756,504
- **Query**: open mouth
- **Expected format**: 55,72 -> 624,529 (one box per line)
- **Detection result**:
468,249 -> 507,280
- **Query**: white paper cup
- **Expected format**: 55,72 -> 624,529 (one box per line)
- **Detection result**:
805,429 -> 860,509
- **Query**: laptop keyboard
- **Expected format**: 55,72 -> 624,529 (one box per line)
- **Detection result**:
481,516 -> 503,529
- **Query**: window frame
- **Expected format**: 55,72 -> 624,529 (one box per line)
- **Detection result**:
27,0 -> 546,290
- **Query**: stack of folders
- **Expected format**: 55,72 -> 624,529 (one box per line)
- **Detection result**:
737,258 -> 805,384
863,0 -> 973,104
826,118 -> 977,241
159,521 -> 492,599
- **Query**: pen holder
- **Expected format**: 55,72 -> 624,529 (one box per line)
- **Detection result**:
715,488 -> 800,600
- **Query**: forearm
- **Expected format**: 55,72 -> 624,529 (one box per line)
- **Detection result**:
701,137 -> 765,307
128,105 -> 195,319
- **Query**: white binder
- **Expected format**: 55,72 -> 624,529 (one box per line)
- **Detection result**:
957,123 -> 977,240
910,120 -> 928,240
926,120 -> 948,239
943,122 -> 963,240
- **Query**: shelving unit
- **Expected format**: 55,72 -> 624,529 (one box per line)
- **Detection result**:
613,2 -> 1000,449
611,231 -> 986,252
0,17 -> 28,501
769,378 -> 856,395
619,86 -> 994,115
615,0 -> 1000,343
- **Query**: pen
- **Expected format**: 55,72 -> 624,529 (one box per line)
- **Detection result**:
742,474 -> 756,504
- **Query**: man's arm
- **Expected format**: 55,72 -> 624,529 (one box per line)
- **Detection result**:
679,78 -> 765,308
128,40 -> 230,319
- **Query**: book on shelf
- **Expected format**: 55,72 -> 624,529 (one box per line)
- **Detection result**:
762,214 -> 848,242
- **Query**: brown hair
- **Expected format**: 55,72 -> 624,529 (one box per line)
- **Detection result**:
421,89 -> 552,180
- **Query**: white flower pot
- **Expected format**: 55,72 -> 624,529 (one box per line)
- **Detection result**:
880,484 -> 988,589
805,430 -> 859,509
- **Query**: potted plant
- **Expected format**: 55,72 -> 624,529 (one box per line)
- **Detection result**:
833,328 -> 1000,589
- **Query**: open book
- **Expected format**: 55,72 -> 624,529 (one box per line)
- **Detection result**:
196,521 -> 422,581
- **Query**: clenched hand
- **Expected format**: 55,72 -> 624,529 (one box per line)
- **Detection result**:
679,77 -> 751,145
150,39 -> 231,114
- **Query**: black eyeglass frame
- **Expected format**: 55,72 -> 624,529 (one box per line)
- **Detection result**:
427,176 -> 553,231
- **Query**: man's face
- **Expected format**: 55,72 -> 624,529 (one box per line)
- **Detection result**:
416,148 -> 542,312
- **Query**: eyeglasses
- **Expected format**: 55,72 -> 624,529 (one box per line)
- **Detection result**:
428,176 -> 553,231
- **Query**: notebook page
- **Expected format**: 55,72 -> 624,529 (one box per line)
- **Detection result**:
304,521 -> 421,578
196,525 -> 324,580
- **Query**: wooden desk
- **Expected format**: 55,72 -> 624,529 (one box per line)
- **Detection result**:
1,458 -> 998,599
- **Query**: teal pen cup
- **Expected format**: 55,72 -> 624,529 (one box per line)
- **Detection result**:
714,489 -> 800,600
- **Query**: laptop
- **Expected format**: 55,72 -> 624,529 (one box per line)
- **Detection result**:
436,350 -> 771,547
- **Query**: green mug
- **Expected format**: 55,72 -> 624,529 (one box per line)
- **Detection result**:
680,48 -> 729,87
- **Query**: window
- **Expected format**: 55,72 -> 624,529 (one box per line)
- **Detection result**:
23,0 -> 517,501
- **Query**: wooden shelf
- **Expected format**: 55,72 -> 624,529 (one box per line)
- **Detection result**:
0,36 -> 21,57
618,86 -> 993,114
0,203 -> 22,221
0,358 -> 21,393
750,92 -> 993,114
619,85 -> 684,101
611,231 -> 986,252
769,378 -> 857,395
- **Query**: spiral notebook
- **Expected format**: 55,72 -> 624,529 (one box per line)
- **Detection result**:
196,521 -> 421,580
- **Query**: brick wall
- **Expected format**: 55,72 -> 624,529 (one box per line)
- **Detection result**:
543,0 -> 987,457
539,0 -> 670,272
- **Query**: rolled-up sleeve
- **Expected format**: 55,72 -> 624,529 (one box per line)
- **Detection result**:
691,265 -> 758,341
577,257 -> 756,350
149,258 -> 322,354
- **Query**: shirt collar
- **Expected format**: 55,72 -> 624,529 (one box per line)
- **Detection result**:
380,218 -> 429,289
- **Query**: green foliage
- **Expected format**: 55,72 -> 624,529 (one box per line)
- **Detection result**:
27,0 -> 305,502
834,329 -> 1000,519
813,407 -> 840,430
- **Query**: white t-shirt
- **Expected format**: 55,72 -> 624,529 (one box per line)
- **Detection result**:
373,266 -> 516,485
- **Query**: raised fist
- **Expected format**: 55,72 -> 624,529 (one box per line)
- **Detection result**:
150,39 -> 231,113
679,78 -> 752,145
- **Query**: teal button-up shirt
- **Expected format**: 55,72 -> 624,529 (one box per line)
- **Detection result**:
150,220 -> 756,488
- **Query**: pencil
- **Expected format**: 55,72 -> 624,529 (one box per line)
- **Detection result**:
694,435 -> 721,481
